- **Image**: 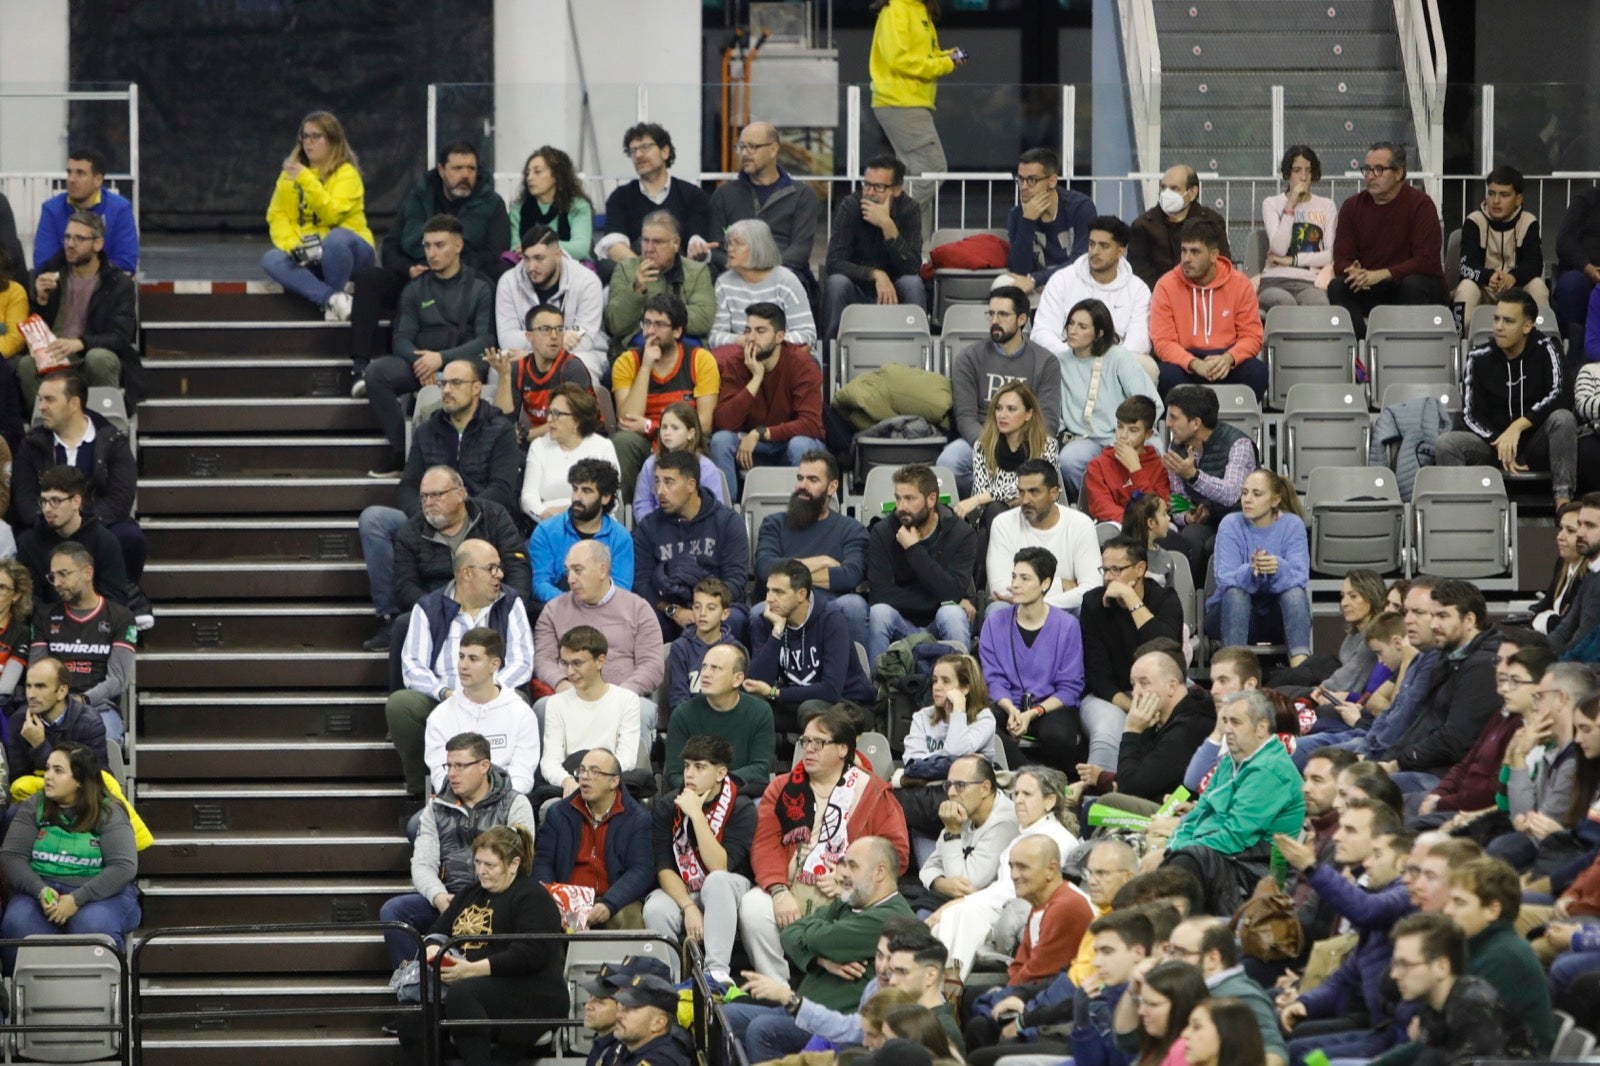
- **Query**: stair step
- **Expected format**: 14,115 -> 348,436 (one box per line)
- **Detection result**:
136,691 -> 388,740
141,319 -> 352,357
144,356 -> 357,400
138,783 -> 413,835
138,974 -> 397,1032
139,436 -> 390,478
144,517 -> 361,562
1153,0 -> 1388,33
1163,106 -> 1408,150
138,878 -> 409,928
145,604 -> 375,650
1163,71 -> 1407,110
135,738 -> 398,779
142,832 -> 409,875
145,560 -> 371,601
137,475 -> 396,516
1160,31 -> 1399,71
139,397 -> 380,434
132,1030 -> 401,1066
139,290 -> 326,324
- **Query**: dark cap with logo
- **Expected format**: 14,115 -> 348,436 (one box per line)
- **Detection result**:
580,955 -> 672,999
612,973 -> 680,1014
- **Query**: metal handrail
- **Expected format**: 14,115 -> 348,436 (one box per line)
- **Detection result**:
1117,0 -> 1162,199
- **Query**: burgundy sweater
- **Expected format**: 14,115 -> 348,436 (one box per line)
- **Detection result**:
711,342 -> 826,443
1332,183 -> 1444,280
1431,711 -> 1522,812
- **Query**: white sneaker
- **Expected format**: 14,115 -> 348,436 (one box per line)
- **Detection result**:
134,613 -> 156,632
350,378 -> 368,399
324,292 -> 353,322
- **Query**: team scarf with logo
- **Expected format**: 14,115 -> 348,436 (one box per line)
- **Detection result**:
672,777 -> 737,891
776,764 -> 868,884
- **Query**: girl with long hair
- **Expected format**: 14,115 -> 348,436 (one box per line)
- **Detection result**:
631,401 -> 729,519
1204,468 -> 1312,666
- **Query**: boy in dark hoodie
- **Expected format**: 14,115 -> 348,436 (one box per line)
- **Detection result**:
747,559 -> 875,735
632,450 -> 750,642
666,577 -> 743,709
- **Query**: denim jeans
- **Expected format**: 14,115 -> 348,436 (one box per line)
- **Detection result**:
260,226 -> 375,309
937,438 -> 976,496
822,273 -> 928,346
1291,728 -> 1364,769
380,891 -> 441,968
1206,585 -> 1313,658
359,505 -> 408,616
1390,771 -> 1440,794
709,433 -> 826,507
834,594 -> 871,663
0,881 -> 141,974
866,602 -> 970,668
96,708 -> 125,749
723,1001 -> 812,1063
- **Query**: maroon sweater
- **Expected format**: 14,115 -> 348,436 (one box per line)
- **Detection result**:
1431,711 -> 1522,812
711,342 -> 826,443
1332,183 -> 1444,280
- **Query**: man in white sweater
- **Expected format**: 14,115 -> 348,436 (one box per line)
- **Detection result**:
421,628 -> 541,796
985,461 -> 1103,612
919,755 -> 1020,901
540,624 -> 644,796
1031,215 -> 1156,381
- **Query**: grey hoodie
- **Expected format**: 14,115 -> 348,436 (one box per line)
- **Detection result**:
493,249 -> 608,379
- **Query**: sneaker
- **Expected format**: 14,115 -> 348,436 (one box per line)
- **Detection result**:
381,1017 -> 399,1036
350,378 -> 368,399
362,619 -> 394,652
134,613 -> 156,632
367,452 -> 404,478
324,292 -> 353,322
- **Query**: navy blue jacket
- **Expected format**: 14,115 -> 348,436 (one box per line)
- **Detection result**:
397,400 -> 521,517
532,787 -> 654,913
1296,864 -> 1413,1029
633,486 -> 750,616
747,594 -> 874,705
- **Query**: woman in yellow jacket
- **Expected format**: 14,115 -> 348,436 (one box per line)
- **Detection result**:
260,110 -> 375,320
870,0 -> 965,244
0,244 -> 27,447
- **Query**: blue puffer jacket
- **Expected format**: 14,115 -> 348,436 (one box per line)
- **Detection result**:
1295,864 -> 1413,1028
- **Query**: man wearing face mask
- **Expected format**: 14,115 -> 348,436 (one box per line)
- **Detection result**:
1129,165 -> 1232,289
348,142 -> 509,384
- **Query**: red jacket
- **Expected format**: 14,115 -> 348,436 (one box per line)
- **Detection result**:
1563,851 -> 1600,918
711,342 -> 826,443
1431,711 -> 1522,812
750,770 -> 910,892
1149,255 -> 1263,368
1007,880 -> 1095,986
1082,444 -> 1170,523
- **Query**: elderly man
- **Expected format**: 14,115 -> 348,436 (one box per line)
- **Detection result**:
918,755 -> 1020,902
533,746 -> 654,929
724,835 -> 915,1062
1328,141 -> 1447,338
533,540 -> 664,732
385,540 -> 534,796
605,211 -> 715,358
1146,690 -> 1306,915
1129,165 -> 1232,288
709,122 -> 819,283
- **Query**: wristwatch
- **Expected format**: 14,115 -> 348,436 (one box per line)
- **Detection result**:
756,426 -> 770,442
785,993 -> 803,1016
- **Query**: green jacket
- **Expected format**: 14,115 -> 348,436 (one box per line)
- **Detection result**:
831,365 -> 953,431
1169,737 -> 1304,854
781,892 -> 915,1011
384,171 -> 510,276
1467,919 -> 1556,1055
604,254 -> 715,356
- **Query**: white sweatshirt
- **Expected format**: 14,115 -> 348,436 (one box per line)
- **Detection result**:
539,683 -> 643,787
424,685 -> 541,795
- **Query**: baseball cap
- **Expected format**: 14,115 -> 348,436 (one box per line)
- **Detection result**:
580,955 -> 673,999
612,973 -> 680,1014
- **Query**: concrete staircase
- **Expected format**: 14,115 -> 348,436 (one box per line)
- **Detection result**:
131,291 -> 408,1064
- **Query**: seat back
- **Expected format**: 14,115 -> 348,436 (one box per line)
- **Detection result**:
1281,383 -> 1372,491
741,466 -> 801,546
1209,384 -> 1267,458
1365,305 -> 1459,398
1411,465 -> 1513,579
13,934 -> 122,1062
1263,305 -> 1358,410
835,304 -> 932,391
929,228 -> 1008,328
87,387 -> 132,438
1094,521 -> 1121,546
858,731 -> 894,780
1444,228 -> 1461,282
938,302 -> 993,378
1242,228 -> 1270,276
852,438 -> 947,490
1166,550 -> 1198,664
1305,466 -> 1405,576
593,385 -> 618,433
412,384 -> 443,426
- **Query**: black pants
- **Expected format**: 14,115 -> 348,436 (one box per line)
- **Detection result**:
1327,273 -> 1447,339
364,355 -> 425,456
998,705 -> 1082,774
351,264 -> 412,370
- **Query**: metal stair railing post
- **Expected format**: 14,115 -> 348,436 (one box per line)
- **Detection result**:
1117,0 -> 1162,203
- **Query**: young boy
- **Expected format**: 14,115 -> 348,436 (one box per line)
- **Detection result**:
1292,610 -> 1409,768
1082,396 -> 1168,522
666,578 -> 742,709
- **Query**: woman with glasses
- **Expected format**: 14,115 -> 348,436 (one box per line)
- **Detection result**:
518,384 -> 618,523
707,219 -> 816,348
509,146 -> 593,262
1054,297 -> 1163,496
1112,960 -> 1209,1066
261,110 -> 375,319
1203,468 -> 1312,667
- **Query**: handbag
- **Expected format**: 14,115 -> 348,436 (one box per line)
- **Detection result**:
1231,883 -> 1305,962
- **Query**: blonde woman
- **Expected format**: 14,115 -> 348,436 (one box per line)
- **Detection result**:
955,381 -> 1059,524
261,110 -> 375,318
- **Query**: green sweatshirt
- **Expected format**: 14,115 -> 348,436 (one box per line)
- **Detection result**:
1169,737 -> 1305,854
781,893 -> 916,1011
1467,919 -> 1556,1055
663,693 -> 776,794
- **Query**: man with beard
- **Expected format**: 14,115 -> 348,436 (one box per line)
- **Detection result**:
821,155 -> 925,347
859,464 -> 977,666
1149,216 -> 1267,399
605,211 -> 716,359
528,458 -> 633,605
755,451 -> 870,651
709,303 -> 825,499
23,211 -> 136,413
494,225 -> 608,380
938,286 -> 1063,493
346,141 -> 509,381
1548,493 -> 1600,656
746,558 -> 876,735
595,123 -> 713,280
983,459 -> 1101,611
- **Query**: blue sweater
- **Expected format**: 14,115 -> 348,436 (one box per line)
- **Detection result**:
1005,183 -> 1095,288
527,512 -> 634,604
1296,865 -> 1414,1027
632,486 -> 750,612
978,605 -> 1084,709
1205,511 -> 1310,609
754,509 -> 870,593
35,189 -> 139,273
748,595 -> 875,705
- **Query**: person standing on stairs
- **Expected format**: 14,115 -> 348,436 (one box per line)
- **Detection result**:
869,0 -> 964,246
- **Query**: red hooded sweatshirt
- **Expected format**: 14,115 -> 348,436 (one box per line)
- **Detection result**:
1149,255 -> 1264,369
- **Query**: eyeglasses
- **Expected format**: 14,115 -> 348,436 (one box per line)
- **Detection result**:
943,779 -> 982,793
546,408 -> 575,420
798,737 -> 839,751
1389,956 -> 1428,972
558,656 -> 595,669
48,568 -> 83,582
465,563 -> 505,577
443,758 -> 488,772
299,130 -> 327,142
1085,867 -> 1126,882
1099,563 -> 1136,576
1016,174 -> 1054,187
61,234 -> 97,244
418,488 -> 463,502
736,141 -> 776,154
527,325 -> 564,335
639,236 -> 676,248
1360,164 -> 1395,175
625,142 -> 659,156
38,495 -> 75,508
860,181 -> 897,194
576,766 -> 619,779
983,310 -> 1017,320
1495,674 -> 1533,688
1533,688 -> 1563,703
438,376 -> 478,389
1166,946 -> 1203,960
640,317 -> 675,330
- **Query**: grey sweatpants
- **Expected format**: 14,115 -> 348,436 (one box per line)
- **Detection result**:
1434,407 -> 1577,501
873,105 -> 947,244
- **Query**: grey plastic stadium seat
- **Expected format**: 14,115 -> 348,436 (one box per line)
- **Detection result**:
1263,305 -> 1358,410
939,302 -> 993,379
1281,383 -> 1372,492
833,303 -> 932,392
1364,305 -> 1458,399
1305,466 -> 1405,579
1410,465 -> 1516,587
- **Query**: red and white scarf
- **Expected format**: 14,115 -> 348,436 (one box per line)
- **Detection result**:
776,765 -> 869,884
672,778 -> 737,892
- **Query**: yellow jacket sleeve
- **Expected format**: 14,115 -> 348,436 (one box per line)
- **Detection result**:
295,164 -> 374,247
870,0 -> 954,107
265,174 -> 304,252
0,281 -> 27,359
8,772 -> 155,850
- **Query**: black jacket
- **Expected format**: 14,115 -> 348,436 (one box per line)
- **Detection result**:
12,412 -> 136,530
393,496 -> 531,614
1080,580 -> 1185,702
17,513 -> 148,616
1399,975 -> 1513,1066
28,253 -> 142,402
1129,202 -> 1232,288
1460,330 -> 1567,441
1558,183 -> 1600,271
865,505 -> 977,627
396,400 -> 521,517
1113,687 -> 1216,801
823,192 -> 924,284
382,170 -> 510,276
1385,627 -> 1501,774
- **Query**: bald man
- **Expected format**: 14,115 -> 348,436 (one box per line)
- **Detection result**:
1129,165 -> 1232,288
708,122 -> 819,284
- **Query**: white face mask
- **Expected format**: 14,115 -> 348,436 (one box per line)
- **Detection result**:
1159,188 -> 1188,216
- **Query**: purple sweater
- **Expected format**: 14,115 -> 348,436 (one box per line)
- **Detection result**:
978,605 -> 1085,709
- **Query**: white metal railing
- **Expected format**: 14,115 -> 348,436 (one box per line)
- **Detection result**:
1117,0 -> 1162,194
1393,0 -> 1446,204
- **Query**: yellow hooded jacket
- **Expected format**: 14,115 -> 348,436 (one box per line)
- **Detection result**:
869,0 -> 955,109
265,162 -> 375,253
